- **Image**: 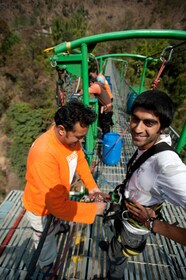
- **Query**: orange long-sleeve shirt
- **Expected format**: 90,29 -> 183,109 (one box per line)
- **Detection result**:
22,125 -> 97,224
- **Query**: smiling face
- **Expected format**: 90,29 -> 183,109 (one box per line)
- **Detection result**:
130,107 -> 162,150
56,122 -> 88,148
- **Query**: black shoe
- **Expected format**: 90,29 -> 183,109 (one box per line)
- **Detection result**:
99,240 -> 109,252
41,263 -> 56,279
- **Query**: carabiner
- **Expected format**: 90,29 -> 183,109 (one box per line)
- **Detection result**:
160,46 -> 173,62
50,60 -> 57,68
121,210 -> 130,220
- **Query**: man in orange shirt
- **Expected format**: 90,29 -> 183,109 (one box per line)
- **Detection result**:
22,100 -> 106,278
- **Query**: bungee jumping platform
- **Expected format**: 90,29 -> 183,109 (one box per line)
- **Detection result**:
0,61 -> 185,279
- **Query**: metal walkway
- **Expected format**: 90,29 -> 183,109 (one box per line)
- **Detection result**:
0,187 -> 185,279
0,62 -> 186,279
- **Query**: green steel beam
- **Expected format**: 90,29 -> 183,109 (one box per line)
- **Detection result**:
96,53 -> 157,61
81,43 -> 93,165
81,43 -> 89,106
46,29 -> 186,156
53,30 -> 186,54
50,54 -> 82,77
139,58 -> 148,94
176,121 -> 186,153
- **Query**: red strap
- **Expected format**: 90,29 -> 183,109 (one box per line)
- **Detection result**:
0,208 -> 26,256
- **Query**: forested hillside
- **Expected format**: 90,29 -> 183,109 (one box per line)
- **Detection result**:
0,0 -> 186,202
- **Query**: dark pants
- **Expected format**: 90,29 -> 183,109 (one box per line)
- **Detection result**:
107,220 -> 148,279
107,236 -> 127,280
99,110 -> 113,136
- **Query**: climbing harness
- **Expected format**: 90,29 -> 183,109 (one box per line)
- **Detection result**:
100,142 -> 177,256
104,142 -> 176,223
118,232 -> 147,257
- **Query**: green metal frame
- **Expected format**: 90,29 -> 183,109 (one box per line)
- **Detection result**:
46,29 -> 186,162
176,121 -> 186,153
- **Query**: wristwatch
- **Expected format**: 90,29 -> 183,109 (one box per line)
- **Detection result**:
145,217 -> 157,234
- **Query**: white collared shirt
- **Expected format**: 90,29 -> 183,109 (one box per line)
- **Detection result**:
124,135 -> 186,209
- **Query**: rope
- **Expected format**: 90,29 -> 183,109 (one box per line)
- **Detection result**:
150,59 -> 167,90
150,45 -> 173,90
75,77 -> 81,93
48,224 -> 77,280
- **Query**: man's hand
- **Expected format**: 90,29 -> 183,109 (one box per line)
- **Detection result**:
125,199 -> 156,223
95,202 -> 107,216
89,186 -> 101,194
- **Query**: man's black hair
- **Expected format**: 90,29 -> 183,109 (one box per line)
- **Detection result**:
89,76 -> 97,83
131,90 -> 175,129
54,100 -> 97,131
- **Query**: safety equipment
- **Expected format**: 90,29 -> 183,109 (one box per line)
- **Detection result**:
80,192 -> 110,203
104,142 -> 175,231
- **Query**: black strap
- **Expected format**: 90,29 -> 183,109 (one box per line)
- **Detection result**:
25,214 -> 53,280
126,142 -> 175,181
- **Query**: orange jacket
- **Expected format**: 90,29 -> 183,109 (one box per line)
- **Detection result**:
22,126 -> 97,224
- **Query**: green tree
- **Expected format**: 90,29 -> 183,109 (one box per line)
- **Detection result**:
51,4 -> 88,44
0,19 -> 20,65
3,102 -> 54,183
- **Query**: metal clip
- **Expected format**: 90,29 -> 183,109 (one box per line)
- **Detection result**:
121,210 -> 130,220
160,46 -> 173,62
50,60 -> 57,67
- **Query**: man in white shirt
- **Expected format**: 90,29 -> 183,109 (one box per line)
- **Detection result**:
103,90 -> 186,280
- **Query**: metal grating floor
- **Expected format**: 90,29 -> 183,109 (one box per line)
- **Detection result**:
0,190 -> 185,279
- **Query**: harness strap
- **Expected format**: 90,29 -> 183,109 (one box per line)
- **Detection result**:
126,142 -> 175,182
116,219 -> 147,257
103,142 -> 176,226
126,201 -> 163,229
120,238 -> 146,257
25,214 -> 53,280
